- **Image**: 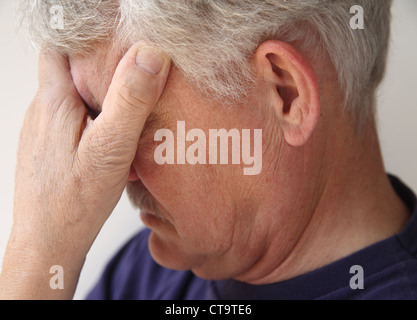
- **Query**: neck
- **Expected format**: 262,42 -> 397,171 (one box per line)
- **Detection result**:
237,115 -> 411,285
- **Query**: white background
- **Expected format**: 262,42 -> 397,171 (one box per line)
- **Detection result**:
0,0 -> 416,300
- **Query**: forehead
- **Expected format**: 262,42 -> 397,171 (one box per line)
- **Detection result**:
68,44 -> 197,125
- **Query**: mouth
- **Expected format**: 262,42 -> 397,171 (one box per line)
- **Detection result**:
140,210 -> 169,229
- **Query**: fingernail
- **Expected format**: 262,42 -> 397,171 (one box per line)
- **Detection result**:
135,47 -> 164,75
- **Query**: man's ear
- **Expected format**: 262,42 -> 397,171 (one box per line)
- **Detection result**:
255,40 -> 321,147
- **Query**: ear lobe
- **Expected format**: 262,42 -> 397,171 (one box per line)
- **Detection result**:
282,98 -> 316,147
256,40 -> 321,147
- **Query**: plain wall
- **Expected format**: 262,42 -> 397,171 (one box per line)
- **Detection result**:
0,0 -> 416,300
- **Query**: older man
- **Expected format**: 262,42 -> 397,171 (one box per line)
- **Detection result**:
1,0 -> 416,300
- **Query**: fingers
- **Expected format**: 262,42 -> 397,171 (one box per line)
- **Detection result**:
85,43 -> 171,161
38,50 -> 74,92
100,44 -> 170,140
75,44 -> 171,181
35,50 -> 87,147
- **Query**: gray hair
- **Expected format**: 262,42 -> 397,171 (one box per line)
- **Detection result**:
18,0 -> 393,123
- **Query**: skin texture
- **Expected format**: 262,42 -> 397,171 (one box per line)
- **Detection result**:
0,44 -> 171,299
71,40 -> 410,284
0,38 -> 411,299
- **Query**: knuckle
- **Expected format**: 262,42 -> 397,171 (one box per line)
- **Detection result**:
78,129 -> 131,170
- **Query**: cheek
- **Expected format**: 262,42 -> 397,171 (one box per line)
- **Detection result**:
134,139 -> 238,254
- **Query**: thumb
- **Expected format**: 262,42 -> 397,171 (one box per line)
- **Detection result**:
79,44 -> 170,171
98,43 -> 170,148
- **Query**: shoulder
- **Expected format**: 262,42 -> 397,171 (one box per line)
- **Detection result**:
86,229 -> 208,300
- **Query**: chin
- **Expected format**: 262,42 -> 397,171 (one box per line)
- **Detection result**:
148,230 -> 200,271
148,231 -> 237,280
191,266 -> 236,281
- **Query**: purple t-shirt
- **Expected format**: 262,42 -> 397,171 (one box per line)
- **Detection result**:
87,176 -> 417,300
